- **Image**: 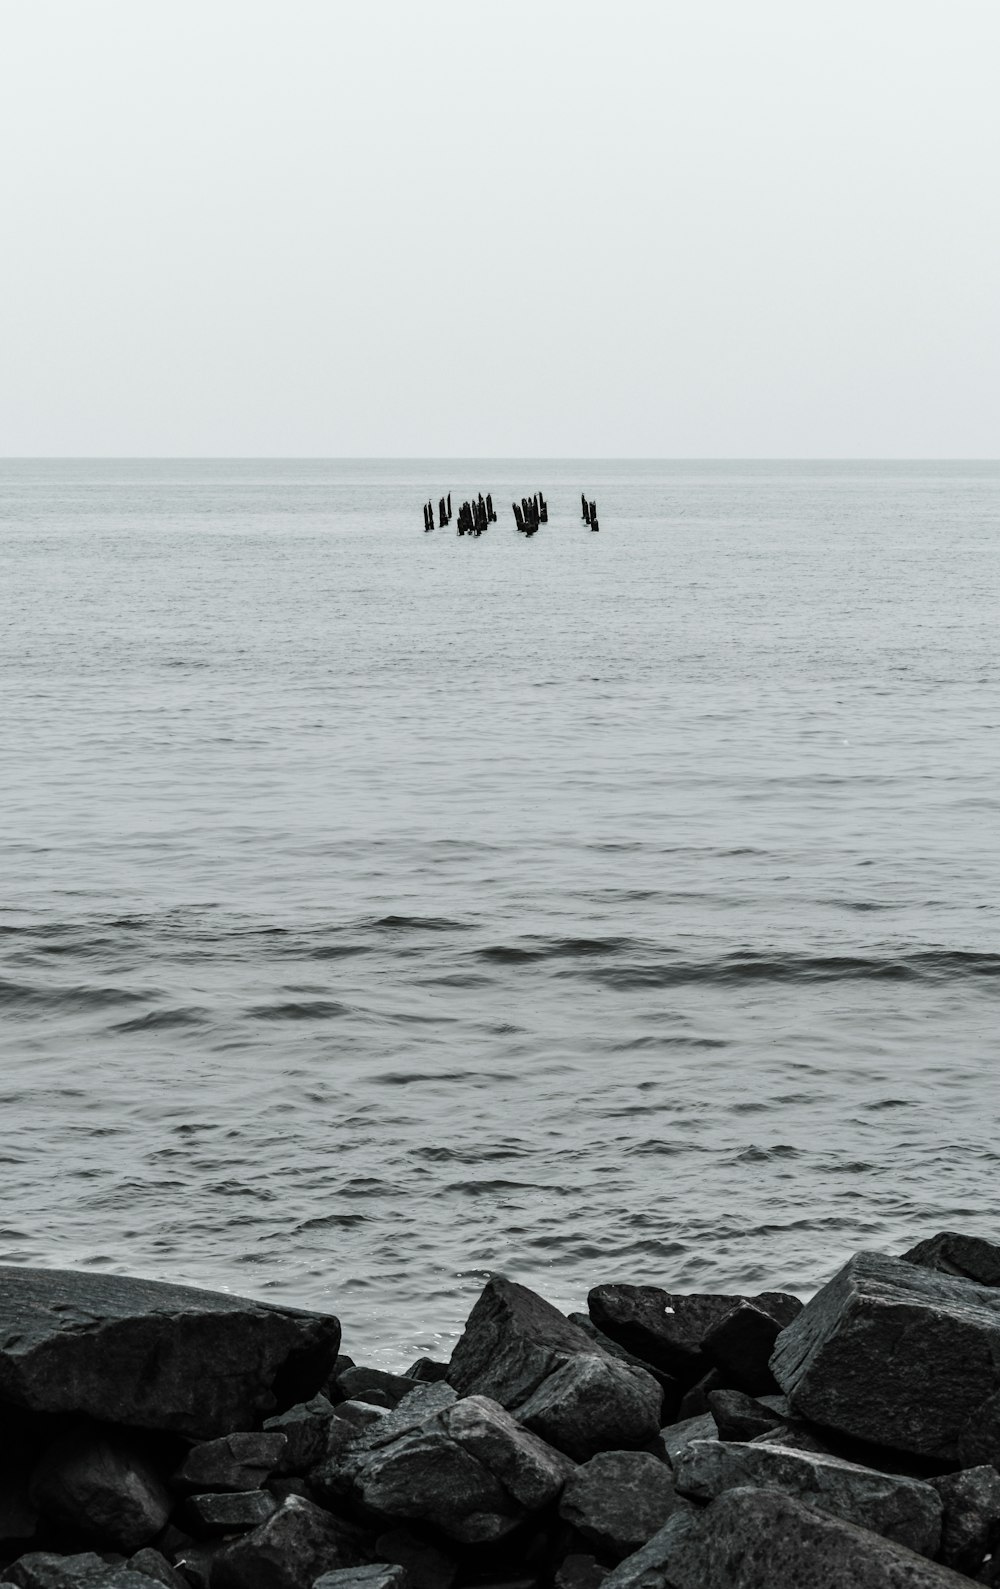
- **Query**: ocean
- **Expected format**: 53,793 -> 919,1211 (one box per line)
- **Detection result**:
2,458 -> 998,1368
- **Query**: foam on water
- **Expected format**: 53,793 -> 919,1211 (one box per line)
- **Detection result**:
2,458 -> 999,1366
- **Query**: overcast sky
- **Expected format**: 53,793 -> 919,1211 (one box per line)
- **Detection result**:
2,1 -> 998,456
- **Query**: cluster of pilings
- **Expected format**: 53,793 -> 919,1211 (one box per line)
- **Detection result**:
582,494 -> 600,532
423,494 -> 452,531
513,492 -> 547,536
455,493 -> 497,536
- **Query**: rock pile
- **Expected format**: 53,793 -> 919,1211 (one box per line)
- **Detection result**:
5,1236 -> 1000,1586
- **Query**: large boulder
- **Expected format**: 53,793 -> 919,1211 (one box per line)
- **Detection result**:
673,1438 -> 942,1555
770,1250 -> 1000,1458
29,1431 -> 171,1553
902,1232 -> 1000,1286
211,1496 -> 371,1589
0,1267 -> 340,1438
587,1288 -> 799,1387
603,1488 -> 972,1589
1,1558 -> 163,1589
174,1432 -> 288,1491
558,1451 -> 680,1562
448,1278 -> 662,1458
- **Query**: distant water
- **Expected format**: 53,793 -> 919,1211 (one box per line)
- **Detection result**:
3,458 -> 1000,1368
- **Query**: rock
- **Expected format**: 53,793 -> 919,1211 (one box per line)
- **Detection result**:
770,1251 -> 1000,1458
182,1489 -> 279,1535
605,1486 -> 973,1588
706,1388 -> 786,1442
658,1415 -> 716,1469
673,1438 -> 942,1555
125,1553 -> 187,1589
700,1303 -> 783,1395
674,1372 -> 724,1420
269,1476 -> 315,1505
168,1541 -> 227,1589
336,1401 -> 392,1435
558,1452 -> 679,1562
929,1466 -> 1000,1574
404,1359 -> 449,1383
1,1558 -> 161,1589
586,1288 -> 712,1381
0,1267 -> 340,1439
346,1393 -> 572,1543
568,1316 -> 679,1411
263,1395 -> 337,1474
515,1357 -> 662,1463
313,1571 -> 409,1589
449,1277 -> 614,1405
554,1556 -> 608,1589
749,1422 -> 832,1454
174,1431 -> 288,1491
902,1233 -> 1000,1286
211,1496 -> 371,1589
960,1388 -> 1000,1469
29,1431 -> 171,1552
374,1529 -> 458,1589
336,1369 -> 420,1408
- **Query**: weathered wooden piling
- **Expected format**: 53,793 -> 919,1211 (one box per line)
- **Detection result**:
581,493 -> 589,521
539,493 -> 548,523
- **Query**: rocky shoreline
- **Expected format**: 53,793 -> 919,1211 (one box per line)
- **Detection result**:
2,1232 -> 1000,1587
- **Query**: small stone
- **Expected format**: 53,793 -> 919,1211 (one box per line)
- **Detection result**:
211,1496 -> 371,1589
182,1489 -> 279,1536
673,1438 -> 942,1556
29,1431 -> 171,1553
313,1570 -> 409,1589
929,1465 -> 1000,1575
174,1431 -> 288,1491
558,1451 -> 678,1562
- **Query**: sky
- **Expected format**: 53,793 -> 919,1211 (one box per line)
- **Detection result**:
1,1 -> 998,456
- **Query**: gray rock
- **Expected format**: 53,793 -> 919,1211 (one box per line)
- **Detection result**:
700,1303 -> 782,1395
313,1571 -> 409,1589
174,1431 -> 288,1491
770,1250 -> 1000,1458
554,1557 -> 608,1589
1,1558 -> 161,1589
0,1266 -> 340,1438
336,1369 -> 420,1408
515,1356 -> 662,1463
605,1486 -> 973,1588
353,1385 -> 457,1449
182,1489 -> 279,1535
125,1552 -> 187,1589
657,1415 -> 716,1469
347,1393 -> 572,1543
902,1232 -> 1000,1286
674,1438 -> 942,1555
568,1316 -> 680,1410
960,1387 -> 1000,1468
264,1395 -> 337,1474
29,1431 -> 171,1552
587,1289 -> 797,1388
211,1496 -> 371,1589
404,1359 -> 450,1384
929,1465 -> 1000,1574
449,1277 -> 613,1406
559,1452 -> 678,1562
749,1421 -> 832,1453
706,1388 -> 786,1442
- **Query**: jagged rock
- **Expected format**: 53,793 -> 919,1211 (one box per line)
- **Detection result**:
182,1489 -> 279,1535
374,1528 -> 458,1589
700,1302 -> 783,1395
174,1431 -> 288,1491
125,1552 -> 187,1589
404,1359 -> 449,1384
449,1277 -> 613,1404
902,1233 -> 1000,1286
554,1556 -> 608,1589
1,1557 -> 160,1589
211,1496 -> 371,1589
604,1486 -> 972,1588
960,1388 -> 1000,1468
929,1465 -> 1000,1574
29,1431 -> 171,1552
674,1438 -> 942,1555
568,1316 -> 679,1410
706,1388 -> 786,1442
263,1395 -> 337,1474
0,1267 -> 339,1438
336,1369 -> 421,1408
558,1452 -> 679,1562
587,1288 -> 797,1388
515,1355 -> 662,1463
770,1251 -> 1000,1458
658,1415 -> 716,1468
313,1570 -> 409,1589
345,1393 -> 572,1543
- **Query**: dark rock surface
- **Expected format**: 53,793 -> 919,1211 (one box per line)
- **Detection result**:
706,1388 -> 787,1442
210,1495 -> 371,1589
313,1570 -> 410,1589
770,1251 -> 1000,1458
568,1316 -> 679,1410
174,1431 -> 288,1491
673,1437 -> 942,1555
605,1487 -> 972,1588
558,1451 -> 679,1562
0,1267 -> 340,1438
373,1528 -> 458,1589
182,1488 -> 279,1535
587,1287 -> 799,1389
125,1552 -> 186,1589
29,1430 -> 171,1552
1,1556 -> 162,1589
902,1233 -> 1000,1287
335,1369 -> 420,1409
554,1556 -> 608,1589
929,1465 -> 1000,1575
700,1302 -> 783,1395
658,1414 -> 716,1468
514,1356 -> 662,1463
263,1395 -> 338,1474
